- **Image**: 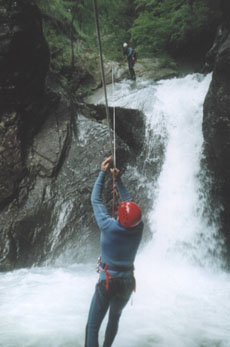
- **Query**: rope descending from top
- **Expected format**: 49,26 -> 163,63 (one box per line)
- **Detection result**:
112,64 -> 117,217
112,64 -> 116,168
93,0 -> 117,217
93,0 -> 113,154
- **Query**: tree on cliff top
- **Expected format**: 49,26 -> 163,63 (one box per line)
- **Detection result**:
131,0 -> 222,58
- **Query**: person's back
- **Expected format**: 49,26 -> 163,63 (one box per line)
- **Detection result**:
85,156 -> 143,347
100,217 -> 143,268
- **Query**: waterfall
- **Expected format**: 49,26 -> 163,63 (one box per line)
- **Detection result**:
141,74 -> 224,268
0,75 -> 230,347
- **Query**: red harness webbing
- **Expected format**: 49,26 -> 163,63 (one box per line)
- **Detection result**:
133,275 -> 136,292
104,264 -> 113,290
102,264 -> 136,292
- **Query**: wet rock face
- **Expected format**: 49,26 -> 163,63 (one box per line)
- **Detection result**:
0,0 -> 49,109
203,7 -> 230,253
45,111 -> 150,266
80,103 -> 145,154
45,114 -> 133,265
0,0 -> 49,206
27,97 -> 71,178
0,111 -> 24,206
0,92 -> 73,270
0,1 -> 150,271
0,107 -> 148,270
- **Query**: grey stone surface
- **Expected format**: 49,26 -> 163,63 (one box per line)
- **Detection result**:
203,7 -> 230,255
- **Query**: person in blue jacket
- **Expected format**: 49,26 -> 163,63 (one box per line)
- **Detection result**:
85,156 -> 143,347
123,42 -> 136,81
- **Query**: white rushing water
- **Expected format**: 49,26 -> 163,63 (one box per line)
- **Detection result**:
1,75 -> 230,347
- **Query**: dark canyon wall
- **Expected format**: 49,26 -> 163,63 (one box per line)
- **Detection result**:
0,0 -> 49,207
0,1 -> 151,270
203,0 -> 230,258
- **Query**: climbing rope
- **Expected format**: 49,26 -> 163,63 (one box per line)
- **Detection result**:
112,64 -> 117,217
93,0 -> 117,217
93,0 -> 113,152
112,64 -> 116,168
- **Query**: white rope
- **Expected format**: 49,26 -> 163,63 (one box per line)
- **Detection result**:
111,64 -> 117,217
93,0 -> 117,217
93,0 -> 113,155
112,64 -> 116,168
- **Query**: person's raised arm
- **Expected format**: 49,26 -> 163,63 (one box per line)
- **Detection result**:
110,168 -> 132,202
91,156 -> 113,229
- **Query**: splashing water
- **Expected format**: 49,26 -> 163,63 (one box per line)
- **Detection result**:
0,75 -> 230,347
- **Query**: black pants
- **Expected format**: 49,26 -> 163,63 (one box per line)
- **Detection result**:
85,276 -> 135,347
128,59 -> 136,80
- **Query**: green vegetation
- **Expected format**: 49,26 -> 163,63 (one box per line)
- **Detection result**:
36,0 -> 94,70
36,0 -> 222,63
97,0 -> 136,60
35,0 -> 222,96
131,0 -> 222,58
36,0 -> 135,67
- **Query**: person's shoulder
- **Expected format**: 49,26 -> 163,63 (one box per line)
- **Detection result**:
101,217 -> 118,232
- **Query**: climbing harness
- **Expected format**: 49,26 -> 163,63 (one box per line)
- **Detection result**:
99,260 -> 135,291
103,264 -> 113,290
93,0 -> 117,217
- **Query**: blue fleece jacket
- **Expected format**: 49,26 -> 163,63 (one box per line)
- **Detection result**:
91,170 -> 143,280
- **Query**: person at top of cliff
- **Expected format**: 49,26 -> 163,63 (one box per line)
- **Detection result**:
123,42 -> 137,81
85,155 -> 144,347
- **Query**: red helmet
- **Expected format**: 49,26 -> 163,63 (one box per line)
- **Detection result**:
118,201 -> 142,228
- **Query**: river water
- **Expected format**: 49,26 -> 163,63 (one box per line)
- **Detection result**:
1,74 -> 230,347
